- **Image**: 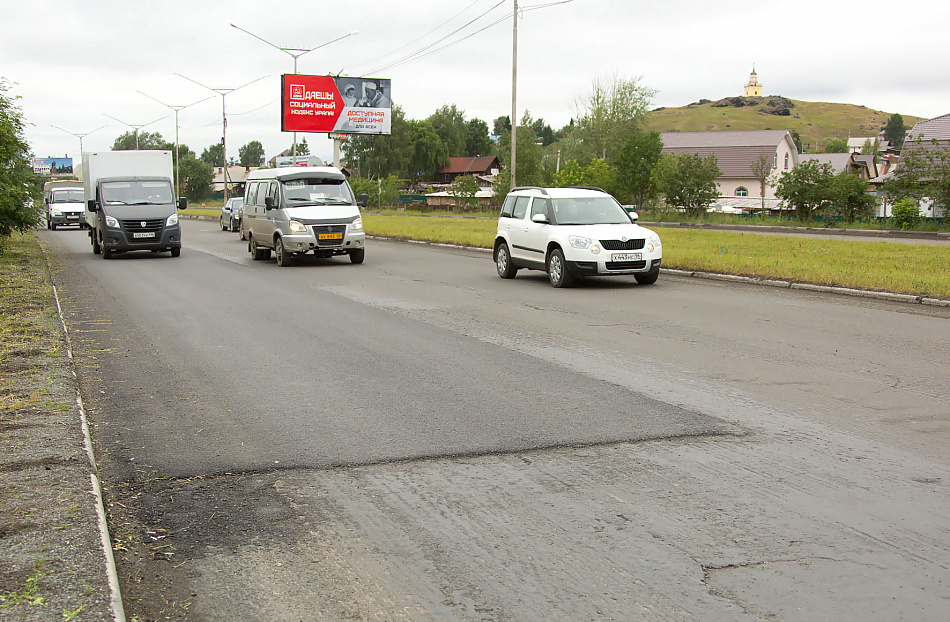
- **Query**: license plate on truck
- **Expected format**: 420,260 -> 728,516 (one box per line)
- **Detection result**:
612,252 -> 641,261
133,232 -> 155,238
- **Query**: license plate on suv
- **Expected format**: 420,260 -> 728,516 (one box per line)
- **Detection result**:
612,252 -> 641,261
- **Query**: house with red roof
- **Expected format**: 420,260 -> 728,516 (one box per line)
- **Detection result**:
435,156 -> 501,184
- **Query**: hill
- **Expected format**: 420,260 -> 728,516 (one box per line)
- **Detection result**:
643,96 -> 925,152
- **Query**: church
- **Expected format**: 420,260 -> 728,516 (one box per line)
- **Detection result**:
744,66 -> 762,97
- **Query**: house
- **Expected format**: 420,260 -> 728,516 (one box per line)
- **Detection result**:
799,152 -> 877,179
659,129 -> 800,211
847,137 -> 889,154
874,112 -> 950,218
435,156 -> 500,184
213,165 -> 260,197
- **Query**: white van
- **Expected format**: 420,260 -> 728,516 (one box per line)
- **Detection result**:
242,166 -> 367,267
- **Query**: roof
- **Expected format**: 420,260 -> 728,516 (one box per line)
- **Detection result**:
245,166 -> 344,181
906,112 -> 950,141
799,152 -> 854,172
507,187 -> 611,199
660,130 -> 796,178
438,156 -> 500,175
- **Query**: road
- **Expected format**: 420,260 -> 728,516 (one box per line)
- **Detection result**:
40,221 -> 950,621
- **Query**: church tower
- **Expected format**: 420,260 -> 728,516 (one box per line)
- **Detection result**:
744,66 -> 762,97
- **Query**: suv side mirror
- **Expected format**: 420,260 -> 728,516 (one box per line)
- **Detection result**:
264,196 -> 276,210
358,193 -> 369,208
531,213 -> 549,224
625,207 -> 639,221
178,197 -> 188,210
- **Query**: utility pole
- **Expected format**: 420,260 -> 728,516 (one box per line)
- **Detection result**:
137,92 -> 213,198
230,24 -> 356,161
103,114 -> 166,150
511,0 -> 519,190
175,74 -> 266,201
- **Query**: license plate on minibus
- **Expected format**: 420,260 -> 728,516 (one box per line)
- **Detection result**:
319,233 -> 343,240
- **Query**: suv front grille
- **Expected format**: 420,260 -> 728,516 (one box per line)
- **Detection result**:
601,238 -> 645,251
121,218 -> 164,243
312,224 -> 347,247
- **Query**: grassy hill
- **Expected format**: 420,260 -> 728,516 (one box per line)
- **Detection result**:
643,97 -> 925,152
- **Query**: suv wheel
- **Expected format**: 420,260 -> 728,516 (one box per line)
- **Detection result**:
635,267 -> 659,285
547,248 -> 574,288
495,242 -> 518,279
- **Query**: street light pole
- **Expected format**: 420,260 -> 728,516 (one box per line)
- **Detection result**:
103,114 -> 167,151
230,23 -> 357,161
511,0 -> 519,190
175,73 -> 266,201
51,124 -> 106,163
137,92 -> 213,198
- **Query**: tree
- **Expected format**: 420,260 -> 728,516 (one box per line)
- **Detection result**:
427,104 -> 467,156
775,159 -> 835,221
406,120 -> 448,183
653,153 -> 720,216
884,113 -> 906,150
238,140 -> 265,167
177,153 -> 213,201
824,138 -> 849,153
448,174 -> 480,212
790,130 -> 804,153
112,130 -> 172,151
510,112 -> 544,187
532,118 -> 555,146
200,141 -> 224,166
492,116 -> 511,136
573,74 -> 656,163
295,137 -> 310,155
615,131 -> 663,208
885,137 -> 950,219
465,118 -> 493,157
828,172 -> 876,222
0,80 -> 41,252
749,152 -> 775,212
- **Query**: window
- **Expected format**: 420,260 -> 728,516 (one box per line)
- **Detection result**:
785,153 -> 789,169
512,196 -> 530,219
735,187 -> 748,197
245,182 -> 259,206
500,195 -> 516,218
530,198 -> 551,221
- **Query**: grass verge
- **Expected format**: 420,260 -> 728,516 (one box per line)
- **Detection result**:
362,214 -> 950,298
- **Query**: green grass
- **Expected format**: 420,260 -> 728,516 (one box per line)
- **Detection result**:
181,208 -> 220,219
363,213 -> 950,298
644,98 -> 925,151
0,560 -> 48,608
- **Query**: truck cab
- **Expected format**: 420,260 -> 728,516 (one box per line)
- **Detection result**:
44,181 -> 85,230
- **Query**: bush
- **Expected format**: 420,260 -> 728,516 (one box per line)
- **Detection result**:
891,198 -> 921,230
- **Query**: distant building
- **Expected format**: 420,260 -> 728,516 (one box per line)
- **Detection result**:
799,152 -> 877,179
435,156 -> 501,184
660,129 -> 799,211
744,66 -> 762,97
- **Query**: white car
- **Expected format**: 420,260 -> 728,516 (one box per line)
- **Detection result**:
493,186 -> 662,287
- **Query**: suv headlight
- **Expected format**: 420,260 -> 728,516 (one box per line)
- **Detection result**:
166,213 -> 179,227
288,220 -> 307,233
105,215 -> 119,228
569,235 -> 593,250
646,232 -> 661,253
350,217 -> 363,231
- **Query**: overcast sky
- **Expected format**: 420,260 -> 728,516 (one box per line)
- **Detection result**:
4,0 -> 948,166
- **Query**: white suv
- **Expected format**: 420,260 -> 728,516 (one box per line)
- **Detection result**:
493,186 -> 662,287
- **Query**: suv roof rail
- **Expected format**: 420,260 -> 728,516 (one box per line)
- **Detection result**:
566,185 -> 607,193
511,186 -> 549,195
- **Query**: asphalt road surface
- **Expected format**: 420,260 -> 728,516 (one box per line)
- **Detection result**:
40,221 -> 950,621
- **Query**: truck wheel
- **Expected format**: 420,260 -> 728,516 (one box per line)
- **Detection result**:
102,246 -> 112,259
92,230 -> 101,255
249,235 -> 267,261
47,216 -> 52,230
274,237 -> 291,267
50,222 -> 57,231
171,247 -> 181,258
349,248 -> 365,264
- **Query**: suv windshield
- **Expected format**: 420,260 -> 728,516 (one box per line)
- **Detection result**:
101,181 -> 173,205
551,197 -> 632,225
51,189 -> 84,203
281,178 -> 354,206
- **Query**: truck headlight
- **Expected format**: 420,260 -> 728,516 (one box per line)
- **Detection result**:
166,213 -> 179,227
569,235 -> 593,250
288,220 -> 307,233
350,217 -> 363,231
105,215 -> 119,228
50,208 -> 63,216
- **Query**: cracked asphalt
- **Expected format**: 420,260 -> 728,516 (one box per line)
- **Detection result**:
22,221 -> 950,620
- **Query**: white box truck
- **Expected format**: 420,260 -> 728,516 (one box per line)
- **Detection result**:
43,180 -> 85,229
82,150 -> 186,258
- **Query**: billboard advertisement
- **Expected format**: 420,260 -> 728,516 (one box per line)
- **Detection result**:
33,157 -> 74,177
281,74 -> 391,135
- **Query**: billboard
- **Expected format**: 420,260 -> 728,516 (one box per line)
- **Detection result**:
33,157 -> 74,177
281,74 -> 391,135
